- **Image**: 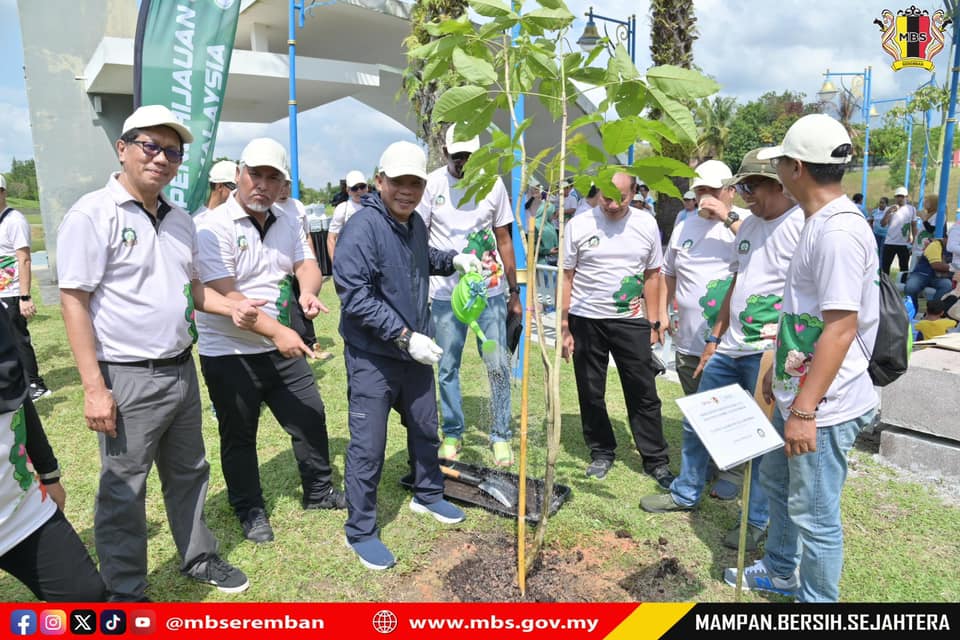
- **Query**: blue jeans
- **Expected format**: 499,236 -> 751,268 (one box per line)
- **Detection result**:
761,408 -> 875,602
670,352 -> 768,529
904,271 -> 954,309
432,294 -> 512,443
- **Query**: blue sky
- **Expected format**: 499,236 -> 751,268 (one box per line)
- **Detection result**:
0,0 -> 949,190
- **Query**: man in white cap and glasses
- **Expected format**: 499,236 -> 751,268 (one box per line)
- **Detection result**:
193,159 -> 237,218
0,174 -> 52,401
326,169 -> 368,262
643,148 -> 804,554
675,190 -> 697,224
419,124 -> 521,467
58,104 -> 254,600
334,141 -> 479,570
879,185 -> 916,275
722,114 -> 879,602
195,137 -> 347,546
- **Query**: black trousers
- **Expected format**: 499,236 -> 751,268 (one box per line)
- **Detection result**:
568,314 -> 669,472
2,298 -> 44,386
289,277 -> 318,347
200,350 -> 334,520
882,244 -> 911,275
343,345 -> 443,542
0,509 -> 106,601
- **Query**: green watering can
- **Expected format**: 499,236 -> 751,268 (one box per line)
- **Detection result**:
451,271 -> 498,354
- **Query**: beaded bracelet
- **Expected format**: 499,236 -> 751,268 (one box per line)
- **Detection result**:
788,405 -> 816,421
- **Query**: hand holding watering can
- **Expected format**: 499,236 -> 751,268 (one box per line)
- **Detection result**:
451,253 -> 499,354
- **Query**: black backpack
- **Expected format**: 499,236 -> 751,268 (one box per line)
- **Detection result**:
827,211 -> 911,386
857,268 -> 911,386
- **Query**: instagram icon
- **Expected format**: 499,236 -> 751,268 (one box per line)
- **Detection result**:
40,610 -> 67,635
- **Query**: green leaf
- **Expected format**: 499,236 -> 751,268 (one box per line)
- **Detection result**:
567,66 -> 606,86
646,65 -> 720,102
535,0 -> 567,9
634,119 -> 679,145
567,112 -> 604,133
647,86 -> 699,144
537,79 -> 563,119
434,85 -> 491,123
526,49 -> 558,80
610,43 -> 639,80
511,119 -> 534,145
523,7 -> 575,32
470,0 -> 514,18
573,175 -> 594,198
613,81 -> 647,117
453,48 -> 498,85
425,15 -> 473,37
422,56 -> 450,84
568,138 -> 607,165
406,39 -> 439,60
600,118 -> 641,155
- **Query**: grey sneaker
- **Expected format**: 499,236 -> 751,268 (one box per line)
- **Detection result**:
723,558 -> 798,596
183,554 -> 249,593
585,459 -> 613,479
639,493 -> 694,513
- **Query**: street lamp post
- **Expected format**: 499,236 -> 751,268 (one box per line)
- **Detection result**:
870,95 -> 913,189
577,7 -> 636,163
819,67 -> 873,205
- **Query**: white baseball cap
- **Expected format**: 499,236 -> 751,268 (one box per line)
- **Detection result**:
240,138 -> 290,180
122,105 -> 194,144
379,141 -> 428,180
444,124 -> 480,155
756,114 -> 852,164
0,175 -> 5,191
894,186 -> 909,196
691,160 -> 733,189
682,190 -> 695,200
209,160 -> 237,184
345,170 -> 367,188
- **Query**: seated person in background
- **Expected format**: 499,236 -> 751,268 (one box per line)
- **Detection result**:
915,297 -> 958,340
904,235 -> 955,309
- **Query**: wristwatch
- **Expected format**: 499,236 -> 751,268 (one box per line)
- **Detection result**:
723,211 -> 740,229
508,285 -> 521,295
651,320 -> 662,331
394,328 -> 411,352
19,295 -> 31,301
705,334 -> 721,344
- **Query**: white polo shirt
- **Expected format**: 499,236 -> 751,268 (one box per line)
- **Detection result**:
328,198 -> 363,235
419,167 -> 513,301
662,214 -> 738,355
562,206 -> 663,319
0,208 -> 32,299
273,197 -> 313,256
195,194 -> 313,357
57,174 -> 199,362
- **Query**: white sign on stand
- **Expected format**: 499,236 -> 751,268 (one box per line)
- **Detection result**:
675,383 -> 783,470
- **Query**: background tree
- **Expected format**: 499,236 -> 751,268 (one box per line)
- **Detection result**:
725,91 -> 814,170
694,95 -> 737,163
403,0 -> 470,167
648,0 -> 698,239
2,158 -> 39,201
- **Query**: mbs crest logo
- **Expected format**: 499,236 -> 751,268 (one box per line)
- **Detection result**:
875,6 -> 952,71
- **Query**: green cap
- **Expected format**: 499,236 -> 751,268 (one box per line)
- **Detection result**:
724,148 -> 780,187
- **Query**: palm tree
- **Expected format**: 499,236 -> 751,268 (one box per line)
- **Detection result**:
696,95 -> 738,162
649,0 -> 698,234
402,1 -> 469,167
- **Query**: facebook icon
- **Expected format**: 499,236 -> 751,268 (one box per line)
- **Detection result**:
10,610 -> 37,636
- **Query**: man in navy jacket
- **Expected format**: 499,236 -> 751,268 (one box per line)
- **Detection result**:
333,141 -> 481,570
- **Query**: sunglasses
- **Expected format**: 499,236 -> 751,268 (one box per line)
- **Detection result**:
349,183 -> 368,192
129,139 -> 184,163
734,178 -> 774,196
222,182 -> 237,190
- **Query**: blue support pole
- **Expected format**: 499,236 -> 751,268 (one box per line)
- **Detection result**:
861,67 -> 872,207
935,19 -> 960,239
904,96 -> 914,190
511,4 -> 526,379
288,1 -> 301,198
919,106 -> 931,206
627,15 -> 636,166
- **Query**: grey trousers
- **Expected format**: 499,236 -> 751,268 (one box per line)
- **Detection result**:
95,357 -> 218,600
675,352 -> 702,396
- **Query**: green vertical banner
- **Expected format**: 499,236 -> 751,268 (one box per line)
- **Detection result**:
134,0 -> 242,213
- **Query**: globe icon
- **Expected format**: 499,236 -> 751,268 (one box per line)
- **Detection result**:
372,609 -> 398,635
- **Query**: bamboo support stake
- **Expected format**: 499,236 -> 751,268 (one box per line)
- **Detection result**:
517,214 -> 537,596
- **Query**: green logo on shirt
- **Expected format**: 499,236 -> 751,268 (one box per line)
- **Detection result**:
238,235 -> 249,251
699,276 -> 733,331
613,274 -> 646,316
276,275 -> 293,327
435,195 -> 446,206
183,283 -> 198,343
739,294 -> 782,347
738,240 -> 751,254
775,312 -> 824,391
121,227 -> 137,248
681,239 -> 693,250
8,408 -> 32,492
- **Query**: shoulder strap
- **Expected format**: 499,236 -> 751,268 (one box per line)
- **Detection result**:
0,208 -> 13,226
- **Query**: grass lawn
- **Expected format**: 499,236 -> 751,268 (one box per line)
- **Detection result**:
1,282 -> 957,604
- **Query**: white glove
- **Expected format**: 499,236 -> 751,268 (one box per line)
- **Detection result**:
407,332 -> 444,365
453,253 -> 483,275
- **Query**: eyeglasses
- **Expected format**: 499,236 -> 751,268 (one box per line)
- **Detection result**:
223,182 -> 237,191
349,183 -> 368,192
450,152 -> 471,162
734,178 -> 775,196
129,139 -> 184,163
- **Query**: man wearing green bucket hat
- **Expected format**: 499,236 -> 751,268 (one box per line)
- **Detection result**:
334,140 -> 479,571
419,124 -> 521,467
